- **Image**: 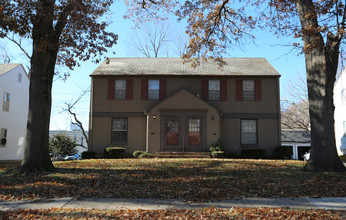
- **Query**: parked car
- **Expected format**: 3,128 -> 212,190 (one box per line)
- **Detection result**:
63,154 -> 81,161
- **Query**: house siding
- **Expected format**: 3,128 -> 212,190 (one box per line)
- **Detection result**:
90,75 -> 280,156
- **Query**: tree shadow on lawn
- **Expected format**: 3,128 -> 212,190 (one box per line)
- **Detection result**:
1,159 -> 345,202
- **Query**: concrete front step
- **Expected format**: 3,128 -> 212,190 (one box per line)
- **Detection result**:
156,152 -> 210,158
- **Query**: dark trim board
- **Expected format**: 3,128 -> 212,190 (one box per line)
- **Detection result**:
221,113 -> 279,119
93,112 -> 146,117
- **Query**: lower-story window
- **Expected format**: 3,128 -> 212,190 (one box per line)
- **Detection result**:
241,119 -> 257,145
1,128 -> 7,146
111,118 -> 127,142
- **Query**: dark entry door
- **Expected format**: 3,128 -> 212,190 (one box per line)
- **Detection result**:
162,113 -> 205,152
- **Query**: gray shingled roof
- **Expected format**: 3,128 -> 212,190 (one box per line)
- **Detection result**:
90,58 -> 280,77
281,130 -> 311,143
0,64 -> 21,76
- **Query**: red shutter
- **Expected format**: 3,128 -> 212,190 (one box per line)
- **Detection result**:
236,80 -> 243,101
255,79 -> 262,101
141,79 -> 148,100
201,79 -> 208,100
108,79 -> 115,100
159,79 -> 167,100
220,80 -> 227,101
126,79 -> 133,100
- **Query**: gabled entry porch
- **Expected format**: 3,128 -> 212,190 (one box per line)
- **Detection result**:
144,88 -> 222,154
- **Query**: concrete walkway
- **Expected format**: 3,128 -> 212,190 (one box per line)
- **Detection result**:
1,197 -> 346,211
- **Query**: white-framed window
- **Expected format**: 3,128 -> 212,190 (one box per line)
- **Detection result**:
115,80 -> 126,100
3,92 -> 10,112
148,79 -> 160,100
208,80 -> 220,100
1,128 -> 7,147
243,80 -> 255,101
111,118 -> 128,142
342,89 -> 346,105
18,73 -> 22,83
241,119 -> 257,145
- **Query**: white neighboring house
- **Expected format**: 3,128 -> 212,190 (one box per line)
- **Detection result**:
0,64 -> 29,161
49,130 -> 88,154
334,69 -> 346,155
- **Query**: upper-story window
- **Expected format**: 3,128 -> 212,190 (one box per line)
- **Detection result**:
208,80 -> 220,100
141,79 -> 166,100
1,128 -> 7,147
243,80 -> 255,101
342,89 -> 346,105
148,80 -> 160,100
115,80 -> 126,100
108,79 -> 133,100
2,92 -> 10,112
236,79 -> 261,101
201,79 -> 227,101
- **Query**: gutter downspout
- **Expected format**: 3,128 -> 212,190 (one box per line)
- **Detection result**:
144,110 -> 149,152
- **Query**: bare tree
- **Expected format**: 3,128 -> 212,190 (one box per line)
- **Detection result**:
0,44 -> 10,63
281,74 -> 310,131
128,22 -> 170,58
174,32 -> 189,57
63,88 -> 90,149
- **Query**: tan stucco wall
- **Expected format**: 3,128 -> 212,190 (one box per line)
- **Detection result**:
90,117 -> 146,154
221,118 -> 280,157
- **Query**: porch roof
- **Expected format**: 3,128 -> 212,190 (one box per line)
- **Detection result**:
281,130 -> 311,144
90,57 -> 280,77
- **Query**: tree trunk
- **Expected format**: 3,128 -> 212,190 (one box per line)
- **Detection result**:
18,1 -> 57,174
295,0 -> 345,172
19,51 -> 56,173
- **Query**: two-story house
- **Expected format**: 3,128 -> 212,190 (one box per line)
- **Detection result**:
0,64 -> 29,161
334,68 -> 346,155
88,58 -> 281,156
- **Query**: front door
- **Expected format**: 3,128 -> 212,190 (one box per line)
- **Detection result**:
162,112 -> 205,152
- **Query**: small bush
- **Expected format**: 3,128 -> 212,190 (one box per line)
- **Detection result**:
211,151 -> 225,158
241,149 -> 266,159
209,140 -> 224,152
273,146 -> 293,159
139,152 -> 154,158
104,147 -> 126,159
133,150 -> 146,158
82,151 -> 96,159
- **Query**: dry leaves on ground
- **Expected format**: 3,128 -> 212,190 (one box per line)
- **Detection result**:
0,159 -> 345,201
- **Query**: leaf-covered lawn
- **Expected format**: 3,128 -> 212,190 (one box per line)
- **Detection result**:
1,208 -> 345,219
0,159 -> 345,201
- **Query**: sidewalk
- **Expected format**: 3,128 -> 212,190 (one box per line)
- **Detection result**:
1,197 -> 346,211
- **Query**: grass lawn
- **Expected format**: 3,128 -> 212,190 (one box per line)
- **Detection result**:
0,158 -> 345,202
1,208 -> 345,219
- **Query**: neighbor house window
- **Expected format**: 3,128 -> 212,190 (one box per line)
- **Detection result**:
342,89 -> 346,105
114,80 -> 126,100
18,73 -> 22,83
2,92 -> 10,112
243,80 -> 255,101
241,119 -> 257,145
111,118 -> 128,142
1,128 -> 7,147
208,80 -> 220,100
148,79 -> 160,100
